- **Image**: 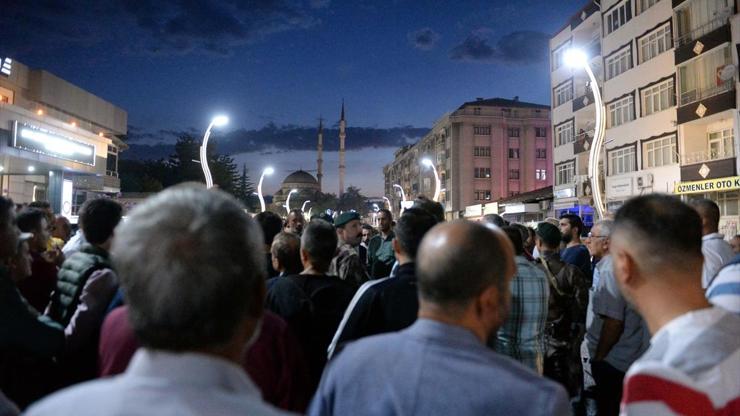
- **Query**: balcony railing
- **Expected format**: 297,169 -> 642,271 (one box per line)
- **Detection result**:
675,9 -> 733,47
679,79 -> 734,106
681,147 -> 736,165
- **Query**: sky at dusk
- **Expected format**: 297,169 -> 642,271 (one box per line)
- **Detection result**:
2,0 -> 586,195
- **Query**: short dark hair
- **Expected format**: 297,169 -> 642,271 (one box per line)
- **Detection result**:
481,214 -> 506,227
377,209 -> 392,219
614,194 -> 703,270
690,198 -> 721,228
287,209 -> 304,219
255,211 -> 283,245
502,226 -> 524,256
361,224 -> 374,231
28,201 -> 51,211
271,232 -> 302,275
560,214 -> 584,236
17,208 -> 46,233
301,220 -> 338,272
394,208 -> 438,260
79,199 -> 123,245
412,195 -> 444,222
0,197 -> 14,225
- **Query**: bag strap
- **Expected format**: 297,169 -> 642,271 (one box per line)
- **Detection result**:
540,257 -> 566,297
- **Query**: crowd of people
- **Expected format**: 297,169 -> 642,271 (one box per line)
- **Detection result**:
0,184 -> 738,415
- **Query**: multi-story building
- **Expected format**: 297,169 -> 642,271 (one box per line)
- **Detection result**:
551,0 -> 740,235
384,97 -> 552,220
0,57 -> 127,216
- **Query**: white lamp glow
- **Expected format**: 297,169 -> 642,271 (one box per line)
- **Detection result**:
257,166 -> 274,213
420,158 -> 441,202
200,114 -> 230,189
286,189 -> 298,214
563,48 -> 588,68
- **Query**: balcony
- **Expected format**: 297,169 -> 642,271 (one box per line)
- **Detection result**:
677,81 -> 735,124
680,158 -> 737,181
570,1 -> 600,30
573,132 -> 593,154
674,10 -> 732,65
572,87 -> 595,112
681,147 -> 735,165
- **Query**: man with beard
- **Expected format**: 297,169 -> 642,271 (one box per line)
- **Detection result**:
329,212 -> 368,287
367,209 -> 395,279
559,214 -> 592,282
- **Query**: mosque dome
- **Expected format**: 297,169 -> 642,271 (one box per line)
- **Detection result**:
282,170 -> 319,186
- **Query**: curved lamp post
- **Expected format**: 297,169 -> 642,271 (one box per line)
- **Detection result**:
301,200 -> 311,213
393,184 -> 407,215
421,158 -> 441,202
200,115 -> 229,188
285,189 -> 298,215
256,166 -> 274,213
564,48 -> 606,220
382,196 -> 391,210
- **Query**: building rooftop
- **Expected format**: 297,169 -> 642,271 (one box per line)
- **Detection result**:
457,97 -> 549,111
282,170 -> 319,185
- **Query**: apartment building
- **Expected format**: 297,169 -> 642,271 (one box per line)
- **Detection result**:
0,57 -> 127,216
384,97 -> 552,220
551,0 -> 740,235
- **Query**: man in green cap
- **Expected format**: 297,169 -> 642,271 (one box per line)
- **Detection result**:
330,212 -> 368,288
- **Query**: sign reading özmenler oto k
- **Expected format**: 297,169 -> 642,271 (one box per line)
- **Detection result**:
674,176 -> 740,195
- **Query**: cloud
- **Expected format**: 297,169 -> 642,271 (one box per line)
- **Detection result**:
0,0 -> 323,57
450,30 -> 549,64
408,28 -> 440,51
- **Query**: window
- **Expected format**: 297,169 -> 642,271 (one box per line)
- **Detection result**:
639,23 -> 672,64
675,0 -> 732,46
536,169 -> 547,180
508,148 -> 520,159
605,47 -> 632,80
609,146 -> 637,175
474,167 -> 491,178
536,127 -> 547,137
607,95 -> 634,128
474,125 -> 491,135
637,0 -> 659,14
508,128 -> 520,137
555,120 -> 574,146
556,162 -> 574,185
509,191 -> 520,197
717,191 -> 739,216
536,148 -> 547,159
106,145 -> 119,177
678,45 -> 732,105
605,0 -> 632,35
474,146 -> 491,157
643,135 -> 678,168
708,128 -> 735,160
474,107 -> 481,115
509,169 -> 520,179
475,190 -> 492,201
0,95 -> 7,104
552,41 -> 571,71
554,81 -> 573,107
642,78 -> 675,116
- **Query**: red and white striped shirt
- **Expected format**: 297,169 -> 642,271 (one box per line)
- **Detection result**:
620,307 -> 740,415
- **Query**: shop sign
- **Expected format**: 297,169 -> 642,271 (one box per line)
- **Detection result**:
483,202 -> 499,215
464,204 -> 483,217
674,176 -> 740,195
13,121 -> 96,166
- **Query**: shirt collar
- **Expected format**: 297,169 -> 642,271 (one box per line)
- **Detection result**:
126,349 -> 260,396
650,307 -> 719,344
407,319 -> 483,349
702,232 -> 725,241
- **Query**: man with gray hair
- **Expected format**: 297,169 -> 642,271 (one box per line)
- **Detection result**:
310,221 -> 569,415
27,185 -> 289,416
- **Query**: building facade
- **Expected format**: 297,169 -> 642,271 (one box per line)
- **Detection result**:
384,97 -> 552,220
551,0 -> 740,236
0,57 -> 127,216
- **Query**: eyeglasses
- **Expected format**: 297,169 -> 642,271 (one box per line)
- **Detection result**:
587,232 -> 607,238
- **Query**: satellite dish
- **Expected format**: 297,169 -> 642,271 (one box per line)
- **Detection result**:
719,64 -> 736,81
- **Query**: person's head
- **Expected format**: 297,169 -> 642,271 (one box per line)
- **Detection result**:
377,209 -> 393,234
361,224 -> 374,244
559,214 -> 583,244
731,234 -> 740,254
525,226 -> 536,253
412,195 -> 445,223
689,198 -> 721,235
587,219 -> 613,259
502,226 -> 525,256
52,215 -> 72,242
29,201 -> 53,225
535,222 -> 561,252
301,219 -> 338,273
511,224 -> 530,251
0,197 -> 18,259
392,208 -> 438,263
417,221 -> 516,342
16,208 -> 48,252
285,209 -> 306,236
9,236 -> 33,283
255,211 -> 283,249
112,184 -> 265,361
481,214 -> 506,227
611,195 -> 703,313
270,231 -> 302,275
335,212 -> 362,246
79,199 -> 123,249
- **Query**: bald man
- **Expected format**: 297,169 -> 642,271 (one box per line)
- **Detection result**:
310,221 -> 570,416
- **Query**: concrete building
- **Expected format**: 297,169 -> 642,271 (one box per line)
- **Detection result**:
0,57 -> 127,216
551,0 -> 740,235
384,97 -> 552,220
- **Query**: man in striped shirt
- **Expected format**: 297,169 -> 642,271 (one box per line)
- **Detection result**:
610,194 -> 740,415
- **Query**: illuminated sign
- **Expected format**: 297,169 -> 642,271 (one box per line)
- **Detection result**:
12,121 -> 96,166
1,58 -> 11,76
674,176 -> 740,195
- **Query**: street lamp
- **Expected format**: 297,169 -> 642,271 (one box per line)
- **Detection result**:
285,189 -> 298,214
393,184 -> 407,215
564,48 -> 606,220
257,166 -> 274,213
421,158 -> 441,202
200,115 -> 229,189
382,196 -> 391,210
301,200 -> 311,212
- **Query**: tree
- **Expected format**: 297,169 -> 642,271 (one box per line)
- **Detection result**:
233,164 -> 256,209
337,186 -> 368,215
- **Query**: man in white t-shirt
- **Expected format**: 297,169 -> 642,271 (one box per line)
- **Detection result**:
690,199 -> 734,288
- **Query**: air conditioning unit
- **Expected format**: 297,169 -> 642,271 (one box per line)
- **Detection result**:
637,173 -> 654,188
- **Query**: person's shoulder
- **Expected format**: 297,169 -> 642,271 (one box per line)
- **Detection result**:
25,378 -> 121,415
